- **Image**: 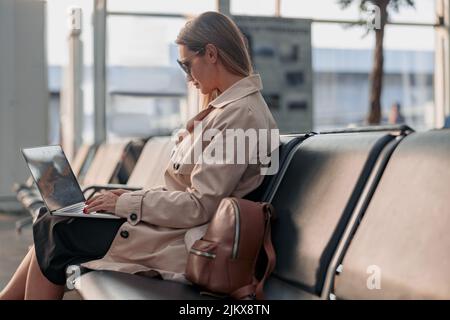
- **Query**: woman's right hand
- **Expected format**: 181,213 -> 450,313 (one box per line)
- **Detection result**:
84,191 -> 120,214
85,189 -> 130,208
109,189 -> 131,196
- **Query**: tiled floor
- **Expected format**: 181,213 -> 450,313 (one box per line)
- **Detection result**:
0,212 -> 81,300
0,212 -> 33,290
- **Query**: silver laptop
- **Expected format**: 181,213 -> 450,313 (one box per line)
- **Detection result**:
21,145 -> 120,219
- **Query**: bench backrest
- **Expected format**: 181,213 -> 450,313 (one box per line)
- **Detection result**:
333,129 -> 450,299
69,144 -> 92,177
126,136 -> 175,189
267,132 -> 398,297
112,140 -> 145,184
244,134 -> 310,202
81,141 -> 131,186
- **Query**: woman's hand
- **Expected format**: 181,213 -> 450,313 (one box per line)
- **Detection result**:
109,189 -> 131,196
84,190 -> 125,214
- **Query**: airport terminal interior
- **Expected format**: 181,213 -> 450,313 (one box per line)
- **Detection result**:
0,0 -> 449,300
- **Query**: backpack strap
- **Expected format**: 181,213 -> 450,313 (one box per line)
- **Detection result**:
230,279 -> 258,300
255,204 -> 276,299
231,203 -> 276,300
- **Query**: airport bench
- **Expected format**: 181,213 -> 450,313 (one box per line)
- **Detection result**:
265,129 -> 408,299
75,126 -> 421,300
331,129 -> 450,299
74,133 -> 311,299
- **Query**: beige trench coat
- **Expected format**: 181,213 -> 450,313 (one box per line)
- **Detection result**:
82,74 -> 279,283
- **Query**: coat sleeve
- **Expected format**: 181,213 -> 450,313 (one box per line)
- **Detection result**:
114,104 -> 261,228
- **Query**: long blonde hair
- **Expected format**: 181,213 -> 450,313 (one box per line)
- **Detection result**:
176,11 -> 253,109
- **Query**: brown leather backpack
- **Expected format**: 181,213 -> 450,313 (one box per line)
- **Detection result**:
185,197 -> 276,300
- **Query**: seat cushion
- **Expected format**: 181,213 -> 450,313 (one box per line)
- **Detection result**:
77,270 -> 214,300
77,270 -> 320,300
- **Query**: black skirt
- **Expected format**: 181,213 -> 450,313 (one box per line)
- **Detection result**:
33,210 -> 126,285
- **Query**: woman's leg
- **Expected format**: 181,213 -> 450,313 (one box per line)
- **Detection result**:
24,246 -> 65,300
0,246 -> 34,300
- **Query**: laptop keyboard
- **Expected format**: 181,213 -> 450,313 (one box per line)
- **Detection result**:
51,201 -> 119,219
56,202 -> 85,213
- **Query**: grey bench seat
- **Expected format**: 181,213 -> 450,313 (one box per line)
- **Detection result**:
77,270 -> 213,300
74,129 -> 407,300
75,134 -> 310,300
267,130 -> 405,298
76,270 -> 320,300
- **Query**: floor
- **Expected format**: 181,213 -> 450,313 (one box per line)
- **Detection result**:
0,211 -> 81,300
0,212 -> 33,290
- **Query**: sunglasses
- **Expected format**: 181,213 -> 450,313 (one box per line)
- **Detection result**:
177,47 -> 205,79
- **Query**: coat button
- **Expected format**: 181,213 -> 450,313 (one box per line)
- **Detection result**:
120,230 -> 129,239
173,163 -> 180,170
130,213 -> 137,221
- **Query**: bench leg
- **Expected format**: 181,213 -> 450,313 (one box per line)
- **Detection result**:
15,216 -> 33,234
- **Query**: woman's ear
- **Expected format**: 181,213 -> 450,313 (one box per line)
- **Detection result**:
205,43 -> 218,64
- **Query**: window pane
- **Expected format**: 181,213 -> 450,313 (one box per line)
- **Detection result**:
388,0 -> 436,24
106,15 -> 187,139
108,95 -> 184,137
281,0 -> 362,21
107,0 -> 216,15
231,0 -> 276,16
312,23 -> 434,132
107,16 -> 186,66
281,0 -> 435,24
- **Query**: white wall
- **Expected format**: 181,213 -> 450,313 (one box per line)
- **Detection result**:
0,0 -> 48,210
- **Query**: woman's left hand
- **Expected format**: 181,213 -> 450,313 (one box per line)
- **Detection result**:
84,191 -> 120,214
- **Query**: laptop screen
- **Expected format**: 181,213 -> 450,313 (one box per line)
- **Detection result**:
21,145 -> 85,212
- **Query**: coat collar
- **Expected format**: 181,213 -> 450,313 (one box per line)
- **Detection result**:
209,74 -> 263,109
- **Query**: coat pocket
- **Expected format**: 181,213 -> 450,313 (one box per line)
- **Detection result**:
185,239 -> 217,288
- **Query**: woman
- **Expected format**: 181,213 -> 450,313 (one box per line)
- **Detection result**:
0,11 -> 278,300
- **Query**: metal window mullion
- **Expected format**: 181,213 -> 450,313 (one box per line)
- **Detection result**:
93,0 -> 107,144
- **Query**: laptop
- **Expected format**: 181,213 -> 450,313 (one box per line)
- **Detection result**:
21,145 -> 120,219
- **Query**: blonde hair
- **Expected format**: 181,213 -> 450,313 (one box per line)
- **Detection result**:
176,11 -> 253,109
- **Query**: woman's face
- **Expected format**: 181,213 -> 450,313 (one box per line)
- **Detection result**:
178,45 -> 217,95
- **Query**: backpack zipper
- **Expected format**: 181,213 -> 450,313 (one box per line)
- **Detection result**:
190,248 -> 216,259
230,198 -> 241,259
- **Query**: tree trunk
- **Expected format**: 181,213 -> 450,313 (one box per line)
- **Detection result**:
367,0 -> 389,125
